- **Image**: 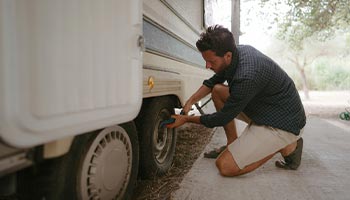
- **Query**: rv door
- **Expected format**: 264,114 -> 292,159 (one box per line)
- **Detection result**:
0,0 -> 143,147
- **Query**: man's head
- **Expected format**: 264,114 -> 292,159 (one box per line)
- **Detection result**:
196,25 -> 237,73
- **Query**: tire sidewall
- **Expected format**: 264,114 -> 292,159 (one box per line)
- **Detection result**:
137,97 -> 177,178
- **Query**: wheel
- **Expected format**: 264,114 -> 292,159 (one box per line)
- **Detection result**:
135,96 -> 177,179
18,122 -> 139,200
77,123 -> 139,200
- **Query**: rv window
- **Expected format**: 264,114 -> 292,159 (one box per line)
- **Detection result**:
203,0 -> 214,28
203,0 -> 231,29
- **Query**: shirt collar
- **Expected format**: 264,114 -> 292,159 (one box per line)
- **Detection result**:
223,50 -> 239,80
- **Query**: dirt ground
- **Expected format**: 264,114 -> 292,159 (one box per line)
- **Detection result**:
132,124 -> 214,200
132,91 -> 350,200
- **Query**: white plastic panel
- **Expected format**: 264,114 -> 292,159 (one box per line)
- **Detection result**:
143,0 -> 200,46
0,0 -> 143,147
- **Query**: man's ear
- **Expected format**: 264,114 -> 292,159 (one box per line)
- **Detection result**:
224,52 -> 232,63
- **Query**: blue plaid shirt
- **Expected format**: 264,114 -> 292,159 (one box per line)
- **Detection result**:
200,45 -> 306,135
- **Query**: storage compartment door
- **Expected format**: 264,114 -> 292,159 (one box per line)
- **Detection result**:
0,0 -> 143,147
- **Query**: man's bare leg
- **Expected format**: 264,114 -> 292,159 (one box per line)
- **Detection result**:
215,140 -> 300,176
276,138 -> 303,170
216,149 -> 275,176
211,84 -> 237,144
279,141 -> 297,157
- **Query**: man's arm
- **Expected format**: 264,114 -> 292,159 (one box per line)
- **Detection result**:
166,115 -> 201,128
167,85 -> 211,128
182,85 -> 212,114
171,73 -> 225,127
170,78 -> 262,129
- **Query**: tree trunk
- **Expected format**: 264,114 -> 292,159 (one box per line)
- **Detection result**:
299,69 -> 310,99
231,0 -> 240,44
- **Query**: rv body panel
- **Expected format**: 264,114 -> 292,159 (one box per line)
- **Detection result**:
143,52 -> 212,103
142,0 -> 213,102
0,0 -> 143,148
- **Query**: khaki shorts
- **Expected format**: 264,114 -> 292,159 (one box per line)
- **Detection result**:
228,113 -> 303,169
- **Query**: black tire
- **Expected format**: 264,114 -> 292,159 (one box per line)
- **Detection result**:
17,122 -> 139,200
135,96 -> 177,179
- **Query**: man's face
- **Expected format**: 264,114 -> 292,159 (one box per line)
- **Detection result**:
201,50 -> 231,74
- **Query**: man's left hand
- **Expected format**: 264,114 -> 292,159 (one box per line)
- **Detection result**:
166,115 -> 187,128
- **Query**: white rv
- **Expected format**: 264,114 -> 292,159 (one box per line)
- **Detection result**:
0,0 -> 215,199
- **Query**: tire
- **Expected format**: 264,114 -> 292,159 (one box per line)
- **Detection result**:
18,122 -> 139,200
135,96 -> 177,179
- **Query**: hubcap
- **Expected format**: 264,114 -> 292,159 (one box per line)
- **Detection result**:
79,126 -> 132,200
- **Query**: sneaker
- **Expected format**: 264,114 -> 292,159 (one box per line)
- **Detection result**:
204,145 -> 226,159
275,137 -> 303,170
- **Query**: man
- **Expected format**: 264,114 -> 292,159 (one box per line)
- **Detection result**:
167,25 -> 306,176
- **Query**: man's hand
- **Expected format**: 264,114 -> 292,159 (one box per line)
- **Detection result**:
166,115 -> 187,128
182,102 -> 192,115
182,85 -> 212,115
166,115 -> 201,128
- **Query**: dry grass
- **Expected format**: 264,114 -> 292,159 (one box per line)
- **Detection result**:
132,124 -> 214,200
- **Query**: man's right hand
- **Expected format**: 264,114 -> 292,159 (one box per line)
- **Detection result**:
182,102 -> 193,115
183,85 -> 212,115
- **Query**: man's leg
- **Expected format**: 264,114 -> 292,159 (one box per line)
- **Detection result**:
215,123 -> 302,176
216,138 -> 303,176
211,84 -> 237,144
216,149 -> 275,176
204,84 -> 251,158
279,141 -> 297,157
275,138 -> 303,170
215,141 -> 298,176
211,85 -> 275,175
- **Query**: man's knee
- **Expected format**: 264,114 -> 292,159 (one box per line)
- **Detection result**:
215,150 -> 241,177
211,84 -> 229,101
212,84 -> 227,94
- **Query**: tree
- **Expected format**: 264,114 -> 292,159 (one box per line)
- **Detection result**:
262,0 -> 350,50
243,0 -> 350,99
265,37 -> 332,99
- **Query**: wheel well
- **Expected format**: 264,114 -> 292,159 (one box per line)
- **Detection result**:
142,95 -> 181,108
136,95 -> 179,129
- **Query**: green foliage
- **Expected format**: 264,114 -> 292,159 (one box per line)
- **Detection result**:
259,0 -> 350,50
311,60 -> 350,90
253,0 -> 350,91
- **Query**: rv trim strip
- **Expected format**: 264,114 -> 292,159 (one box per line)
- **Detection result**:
143,15 -> 198,51
145,49 -> 203,69
143,65 -> 180,75
159,0 -> 201,36
143,17 -> 205,68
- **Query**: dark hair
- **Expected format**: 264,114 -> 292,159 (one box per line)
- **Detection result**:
196,25 -> 236,57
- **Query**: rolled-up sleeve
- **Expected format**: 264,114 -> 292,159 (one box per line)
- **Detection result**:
200,78 -> 259,128
203,73 -> 226,88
